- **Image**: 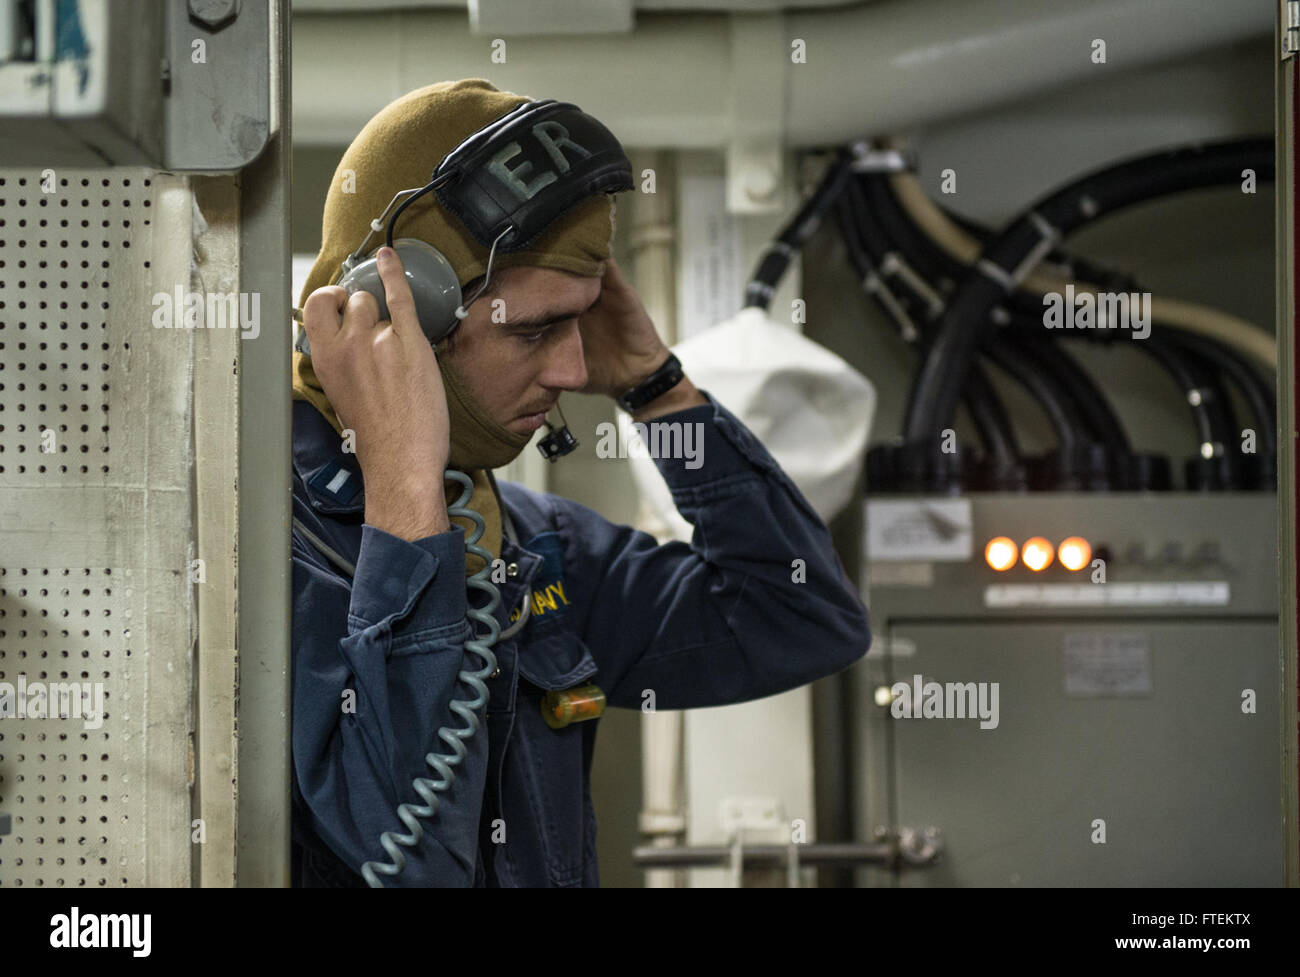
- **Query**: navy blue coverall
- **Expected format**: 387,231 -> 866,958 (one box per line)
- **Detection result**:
289,390 -> 871,886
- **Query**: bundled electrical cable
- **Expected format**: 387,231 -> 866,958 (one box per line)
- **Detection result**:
1140,332 -> 1238,489
745,150 -> 854,311
1167,334 -> 1275,490
742,136 -> 1274,494
875,138 -> 1272,492
859,159 -> 1278,492
835,170 -> 1026,491
902,138 -> 1273,448
850,161 -> 1139,490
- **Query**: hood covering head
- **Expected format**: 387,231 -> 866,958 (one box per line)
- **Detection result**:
292,79 -> 619,570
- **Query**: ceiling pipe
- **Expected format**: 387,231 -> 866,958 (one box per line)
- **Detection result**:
293,0 -> 1269,147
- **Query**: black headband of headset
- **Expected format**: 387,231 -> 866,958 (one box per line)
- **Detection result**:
432,99 -> 633,253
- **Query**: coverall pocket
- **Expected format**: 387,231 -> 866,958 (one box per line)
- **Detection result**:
505,628 -> 600,887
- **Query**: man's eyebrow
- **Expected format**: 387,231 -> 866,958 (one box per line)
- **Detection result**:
501,295 -> 600,330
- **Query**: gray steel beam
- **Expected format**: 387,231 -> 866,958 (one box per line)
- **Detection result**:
235,0 -> 292,887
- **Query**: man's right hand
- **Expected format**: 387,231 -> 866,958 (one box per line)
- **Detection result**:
301,246 -> 452,541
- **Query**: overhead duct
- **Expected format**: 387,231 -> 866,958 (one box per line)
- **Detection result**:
293,0 -> 1270,148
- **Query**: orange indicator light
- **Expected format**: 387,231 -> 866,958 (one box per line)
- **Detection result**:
1058,536 -> 1091,571
984,537 -> 1018,571
1021,537 -> 1054,571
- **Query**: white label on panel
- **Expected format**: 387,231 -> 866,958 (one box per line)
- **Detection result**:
864,636 -> 916,659
677,174 -> 742,340
866,561 -> 935,587
866,499 -> 973,562
985,581 -> 1229,608
1063,633 -> 1152,696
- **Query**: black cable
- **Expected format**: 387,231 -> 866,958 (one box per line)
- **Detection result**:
839,179 -> 1024,469
857,171 -> 1133,485
1011,317 -> 1239,488
1149,334 -> 1241,490
935,197 -> 1147,320
860,171 -> 1136,459
745,151 -> 853,310
982,340 -> 1082,455
738,148 -> 1021,477
1012,334 -> 1131,454
1176,341 -> 1238,440
1140,332 -> 1235,453
904,137 -> 1273,443
1158,329 -> 1275,455
963,365 -> 1021,475
834,184 -> 1020,471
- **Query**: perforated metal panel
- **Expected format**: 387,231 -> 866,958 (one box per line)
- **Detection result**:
0,171 -> 137,479
0,167 -> 195,887
0,568 -> 134,887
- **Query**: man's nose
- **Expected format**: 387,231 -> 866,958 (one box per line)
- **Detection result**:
540,321 -> 587,391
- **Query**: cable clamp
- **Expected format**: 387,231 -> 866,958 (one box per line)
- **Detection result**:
975,258 -> 1017,293
1010,239 -> 1057,287
880,251 -> 945,320
863,270 -> 920,343
1003,209 -> 1063,286
847,142 -> 915,173
1027,209 -> 1061,243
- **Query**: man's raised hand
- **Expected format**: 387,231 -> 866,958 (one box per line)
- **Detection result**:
301,246 -> 452,539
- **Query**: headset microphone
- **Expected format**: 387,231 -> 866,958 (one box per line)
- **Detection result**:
536,402 -> 579,461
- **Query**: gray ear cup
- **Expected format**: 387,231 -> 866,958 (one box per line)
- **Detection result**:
295,238 -> 462,356
340,238 -> 463,344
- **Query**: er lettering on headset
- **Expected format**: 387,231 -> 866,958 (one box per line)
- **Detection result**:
290,79 -> 871,887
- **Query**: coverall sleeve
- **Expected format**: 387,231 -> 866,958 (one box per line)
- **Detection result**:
291,517 -> 487,887
561,389 -> 872,710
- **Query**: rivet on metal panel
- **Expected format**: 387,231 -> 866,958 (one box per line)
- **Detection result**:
188,0 -> 240,31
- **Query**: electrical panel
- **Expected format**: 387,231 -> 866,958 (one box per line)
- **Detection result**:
854,493 -> 1281,886
0,0 -> 269,171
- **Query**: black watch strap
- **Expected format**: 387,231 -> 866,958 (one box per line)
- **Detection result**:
616,353 -> 685,412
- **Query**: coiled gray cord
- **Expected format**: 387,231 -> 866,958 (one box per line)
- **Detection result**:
290,467 -> 532,884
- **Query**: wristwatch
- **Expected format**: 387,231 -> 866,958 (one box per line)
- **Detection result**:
616,353 -> 685,413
